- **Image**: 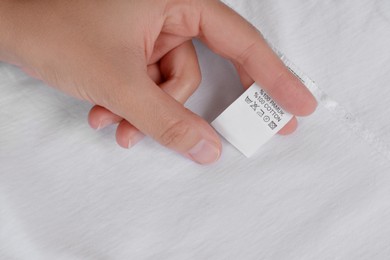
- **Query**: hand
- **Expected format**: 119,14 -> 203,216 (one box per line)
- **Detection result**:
0,0 -> 317,164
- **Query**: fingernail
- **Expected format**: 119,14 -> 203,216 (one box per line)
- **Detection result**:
96,119 -> 113,131
187,139 -> 220,165
128,132 -> 145,149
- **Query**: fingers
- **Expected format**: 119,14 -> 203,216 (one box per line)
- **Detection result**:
116,120 -> 145,149
91,41 -> 216,164
198,0 -> 317,116
121,43 -> 201,150
89,106 -> 144,149
88,105 -> 122,130
104,43 -> 218,164
115,41 -> 201,149
106,73 -> 220,164
149,33 -> 190,64
158,40 -> 201,103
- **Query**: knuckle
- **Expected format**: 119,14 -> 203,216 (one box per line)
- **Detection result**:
163,0 -> 202,37
159,119 -> 192,147
236,40 -> 258,67
180,72 -> 202,95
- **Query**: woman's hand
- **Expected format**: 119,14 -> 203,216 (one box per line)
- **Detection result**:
0,0 -> 317,164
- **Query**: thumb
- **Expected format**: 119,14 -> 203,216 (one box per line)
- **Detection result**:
100,71 -> 221,165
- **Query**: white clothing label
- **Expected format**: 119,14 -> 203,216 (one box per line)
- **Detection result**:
211,83 -> 293,157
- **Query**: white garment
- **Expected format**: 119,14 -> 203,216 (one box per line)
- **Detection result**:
1,1 -> 390,259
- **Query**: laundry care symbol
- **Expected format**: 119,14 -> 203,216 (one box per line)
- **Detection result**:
245,96 -> 253,104
263,116 -> 270,122
268,121 -> 277,130
250,102 -> 260,111
257,109 -> 265,117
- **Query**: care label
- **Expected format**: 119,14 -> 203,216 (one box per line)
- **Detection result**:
211,83 -> 293,157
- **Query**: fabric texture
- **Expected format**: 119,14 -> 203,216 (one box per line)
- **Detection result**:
1,1 -> 390,259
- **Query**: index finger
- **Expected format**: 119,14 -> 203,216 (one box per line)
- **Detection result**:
198,0 -> 317,116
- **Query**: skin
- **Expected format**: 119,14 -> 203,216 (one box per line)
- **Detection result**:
0,0 -> 317,164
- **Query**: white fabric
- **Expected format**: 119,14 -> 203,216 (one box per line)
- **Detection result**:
1,1 -> 390,259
